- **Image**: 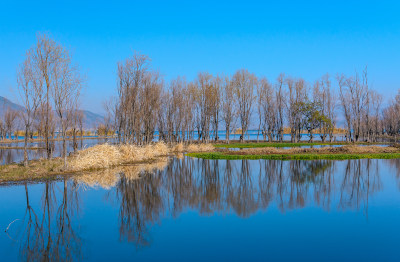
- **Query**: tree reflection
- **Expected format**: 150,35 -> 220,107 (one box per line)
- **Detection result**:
113,157 -> 384,248
17,179 -> 82,261
116,170 -> 164,247
13,157 -> 391,255
339,159 -> 381,217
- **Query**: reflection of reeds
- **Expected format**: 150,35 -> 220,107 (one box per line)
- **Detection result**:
74,157 -> 169,189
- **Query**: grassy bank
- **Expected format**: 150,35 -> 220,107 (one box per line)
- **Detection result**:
0,158 -> 68,183
187,152 -> 400,160
214,141 -> 389,148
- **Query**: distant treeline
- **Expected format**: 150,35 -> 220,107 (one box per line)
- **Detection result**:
104,53 -> 398,144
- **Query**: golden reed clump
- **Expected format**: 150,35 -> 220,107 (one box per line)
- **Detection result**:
69,142 -> 213,171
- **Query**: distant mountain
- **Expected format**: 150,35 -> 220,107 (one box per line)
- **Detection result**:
0,96 -> 104,129
78,110 -> 104,129
0,96 -> 25,117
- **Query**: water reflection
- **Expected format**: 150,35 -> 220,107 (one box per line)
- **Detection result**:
16,180 -> 82,261
6,157 -> 400,259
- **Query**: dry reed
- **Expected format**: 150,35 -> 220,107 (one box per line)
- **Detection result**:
70,142 -> 170,171
186,143 -> 214,152
171,143 -> 184,152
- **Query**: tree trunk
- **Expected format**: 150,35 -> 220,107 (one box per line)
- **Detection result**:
23,125 -> 29,167
62,121 -> 67,169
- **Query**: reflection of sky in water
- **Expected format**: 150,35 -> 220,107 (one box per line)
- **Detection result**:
1,158 -> 400,261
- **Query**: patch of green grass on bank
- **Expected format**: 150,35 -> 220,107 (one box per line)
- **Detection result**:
213,142 -> 388,149
186,152 -> 400,160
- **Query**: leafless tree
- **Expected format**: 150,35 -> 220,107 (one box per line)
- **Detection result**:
233,69 -> 256,142
4,107 -> 19,140
17,52 -> 43,166
276,74 -> 285,141
211,76 -> 222,141
221,76 -> 236,143
286,77 -> 307,142
313,74 -> 336,142
51,49 -> 83,168
30,33 -> 69,158
337,74 -> 353,141
257,77 -> 276,142
370,90 -> 382,142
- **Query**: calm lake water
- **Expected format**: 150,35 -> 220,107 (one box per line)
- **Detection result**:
1,157 -> 400,261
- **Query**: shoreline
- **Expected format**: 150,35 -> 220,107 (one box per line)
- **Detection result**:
214,141 -> 392,148
187,152 -> 400,160
0,135 -> 116,144
2,142 -> 400,184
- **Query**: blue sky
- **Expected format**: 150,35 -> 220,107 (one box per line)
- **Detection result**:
1,0 -> 400,114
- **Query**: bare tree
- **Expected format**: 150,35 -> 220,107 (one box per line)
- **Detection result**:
51,50 -> 83,168
221,76 -> 236,143
233,69 -> 256,142
17,52 -> 43,166
4,107 -> 19,140
276,73 -> 285,142
370,90 -> 382,141
337,74 -> 353,141
211,76 -> 222,141
313,74 -> 336,142
286,77 -> 307,142
30,33 -> 68,159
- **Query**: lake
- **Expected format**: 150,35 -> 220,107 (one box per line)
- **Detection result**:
1,157 -> 400,261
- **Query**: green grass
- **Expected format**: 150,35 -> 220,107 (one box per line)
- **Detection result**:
213,141 -> 389,148
186,152 -> 400,160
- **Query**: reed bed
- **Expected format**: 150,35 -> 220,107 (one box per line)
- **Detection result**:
69,144 -> 123,171
186,143 -> 215,152
69,141 -> 210,172
171,143 -> 184,152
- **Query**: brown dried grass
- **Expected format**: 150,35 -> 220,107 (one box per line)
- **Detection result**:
236,145 -> 399,155
171,143 -> 184,152
69,142 -> 170,171
186,143 -> 214,152
69,144 -> 122,171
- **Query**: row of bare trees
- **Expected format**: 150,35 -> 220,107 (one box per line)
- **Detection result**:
109,53 -> 398,145
16,33 -> 84,167
0,107 -> 19,140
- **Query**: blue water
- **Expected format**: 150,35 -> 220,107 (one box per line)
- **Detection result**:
1,157 -> 400,261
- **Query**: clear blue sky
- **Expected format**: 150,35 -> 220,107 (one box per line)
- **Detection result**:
1,0 -> 399,114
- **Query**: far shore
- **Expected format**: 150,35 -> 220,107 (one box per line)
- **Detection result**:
0,135 -> 116,144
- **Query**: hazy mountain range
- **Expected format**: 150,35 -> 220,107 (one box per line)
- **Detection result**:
0,96 -> 104,129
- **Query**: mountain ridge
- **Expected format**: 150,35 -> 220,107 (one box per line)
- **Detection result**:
0,96 -> 104,129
